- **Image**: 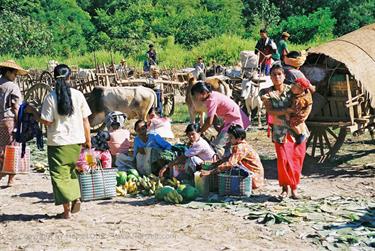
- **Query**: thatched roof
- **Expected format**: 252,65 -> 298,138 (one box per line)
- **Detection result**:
308,23 -> 375,108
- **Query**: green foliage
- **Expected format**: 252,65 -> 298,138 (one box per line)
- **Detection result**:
268,0 -> 375,36
0,0 -> 373,62
275,8 -> 336,44
243,0 -> 280,38
171,103 -> 190,123
0,10 -> 52,57
33,0 -> 95,56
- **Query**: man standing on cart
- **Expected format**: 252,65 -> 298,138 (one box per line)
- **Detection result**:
255,29 -> 278,76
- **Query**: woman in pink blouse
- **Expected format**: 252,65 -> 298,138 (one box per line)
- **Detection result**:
190,82 -> 250,157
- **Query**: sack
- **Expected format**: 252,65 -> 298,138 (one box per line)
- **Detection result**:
194,171 -> 210,198
1,145 -> 30,174
78,161 -> 117,201
115,153 -> 134,170
136,147 -> 161,175
218,166 -> 252,197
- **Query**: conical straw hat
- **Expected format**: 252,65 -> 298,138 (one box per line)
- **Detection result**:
0,60 -> 28,75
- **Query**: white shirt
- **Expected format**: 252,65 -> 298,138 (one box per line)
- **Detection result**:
41,88 -> 91,146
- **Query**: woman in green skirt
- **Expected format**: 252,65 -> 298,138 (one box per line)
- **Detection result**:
27,64 -> 91,219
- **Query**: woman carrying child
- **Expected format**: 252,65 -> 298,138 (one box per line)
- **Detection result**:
260,64 -> 310,199
200,124 -> 264,189
159,123 -> 216,178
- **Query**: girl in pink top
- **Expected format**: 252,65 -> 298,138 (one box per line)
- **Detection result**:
146,107 -> 174,138
105,111 -> 131,156
159,124 -> 215,178
190,82 -> 250,157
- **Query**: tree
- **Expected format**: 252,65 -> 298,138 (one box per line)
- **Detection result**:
34,0 -> 96,55
0,10 -> 52,57
276,8 -> 336,44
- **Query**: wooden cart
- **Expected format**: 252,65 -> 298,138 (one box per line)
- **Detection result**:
303,24 -> 375,162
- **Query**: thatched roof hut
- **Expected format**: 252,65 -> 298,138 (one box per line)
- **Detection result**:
307,23 -> 375,108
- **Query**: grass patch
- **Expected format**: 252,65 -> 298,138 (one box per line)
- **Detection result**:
171,103 -> 190,124
1,34 -> 318,70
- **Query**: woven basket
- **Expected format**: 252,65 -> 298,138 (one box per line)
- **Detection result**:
202,163 -> 218,192
1,145 -> 30,174
78,162 -> 117,201
218,168 -> 252,197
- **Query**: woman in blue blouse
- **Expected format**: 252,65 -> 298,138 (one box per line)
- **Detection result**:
133,120 -> 171,175
133,120 -> 171,158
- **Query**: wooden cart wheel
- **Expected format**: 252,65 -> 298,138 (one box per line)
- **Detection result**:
40,71 -> 54,86
163,94 -> 175,117
25,83 -> 52,108
306,125 -> 347,162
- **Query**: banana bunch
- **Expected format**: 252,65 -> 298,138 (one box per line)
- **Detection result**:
123,180 -> 138,194
165,177 -> 181,189
116,186 -> 127,196
138,176 -> 157,195
163,190 -> 183,204
148,174 -> 164,189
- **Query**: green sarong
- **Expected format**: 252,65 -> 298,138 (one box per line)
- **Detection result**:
48,144 -> 82,205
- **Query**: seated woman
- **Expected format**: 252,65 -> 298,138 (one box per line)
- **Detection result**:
201,124 -> 264,189
146,107 -> 174,139
104,111 -> 132,167
133,120 -> 172,175
159,123 -> 216,178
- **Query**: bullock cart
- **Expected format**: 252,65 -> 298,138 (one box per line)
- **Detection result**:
302,24 -> 375,162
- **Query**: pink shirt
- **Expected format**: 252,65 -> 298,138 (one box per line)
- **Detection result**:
108,129 -> 131,155
205,91 -> 249,131
184,137 -> 215,161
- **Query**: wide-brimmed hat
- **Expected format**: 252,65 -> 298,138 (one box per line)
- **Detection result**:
0,60 -> 28,75
282,32 -> 290,37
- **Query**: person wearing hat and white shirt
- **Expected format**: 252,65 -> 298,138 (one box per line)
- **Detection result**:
278,32 -> 290,62
0,60 -> 28,187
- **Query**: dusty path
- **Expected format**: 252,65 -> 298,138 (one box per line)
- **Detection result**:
1,125 -> 374,250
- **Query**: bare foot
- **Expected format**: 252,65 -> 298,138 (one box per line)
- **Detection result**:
291,190 -> 300,200
56,212 -> 71,219
278,186 -> 288,200
7,180 -> 15,187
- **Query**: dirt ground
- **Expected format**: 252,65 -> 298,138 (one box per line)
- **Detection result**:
0,122 -> 374,251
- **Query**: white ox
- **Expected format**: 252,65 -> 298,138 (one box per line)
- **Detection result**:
87,86 -> 157,127
241,75 -> 273,128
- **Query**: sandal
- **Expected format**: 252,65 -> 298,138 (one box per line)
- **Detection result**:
71,199 -> 81,214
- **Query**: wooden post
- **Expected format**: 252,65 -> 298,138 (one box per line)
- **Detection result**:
103,63 -> 110,87
346,74 -> 355,125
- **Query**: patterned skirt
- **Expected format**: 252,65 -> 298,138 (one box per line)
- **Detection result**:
0,118 -> 16,170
